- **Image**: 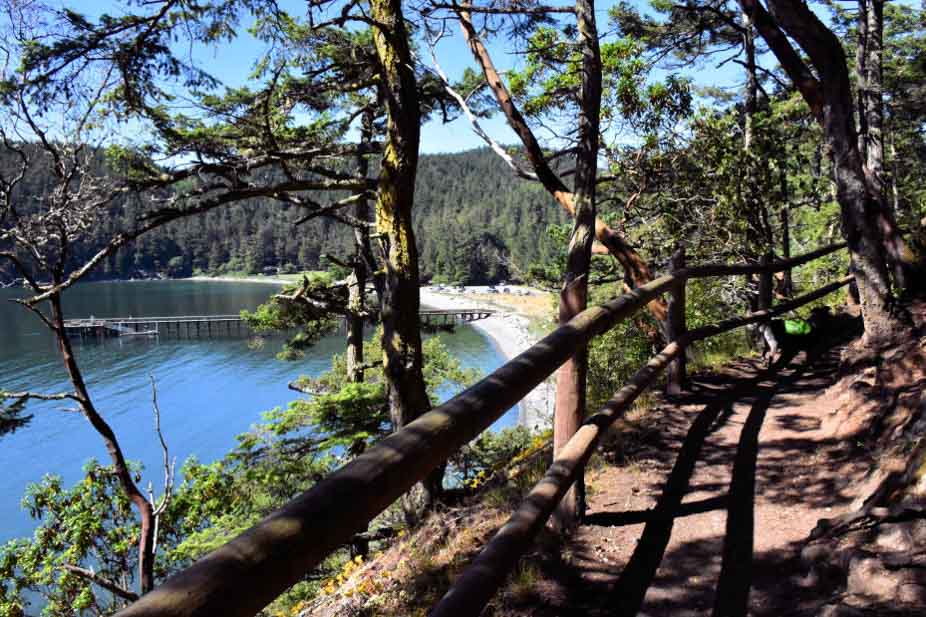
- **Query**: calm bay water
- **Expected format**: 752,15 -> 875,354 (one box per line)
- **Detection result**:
0,280 -> 511,543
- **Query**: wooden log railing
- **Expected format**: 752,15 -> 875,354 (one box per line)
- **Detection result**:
428,275 -> 853,617
114,242 -> 849,617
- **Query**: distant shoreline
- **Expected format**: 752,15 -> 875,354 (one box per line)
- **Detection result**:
419,286 -> 553,430
0,275 -> 296,289
188,276 -> 554,428
186,274 -> 296,285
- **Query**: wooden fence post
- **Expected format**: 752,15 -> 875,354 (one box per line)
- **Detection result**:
666,247 -> 687,395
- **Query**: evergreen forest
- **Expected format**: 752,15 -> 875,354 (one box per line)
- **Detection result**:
0,147 -> 566,285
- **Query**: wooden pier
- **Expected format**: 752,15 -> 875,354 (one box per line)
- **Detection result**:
419,309 -> 496,329
63,315 -> 249,339
63,309 -> 495,340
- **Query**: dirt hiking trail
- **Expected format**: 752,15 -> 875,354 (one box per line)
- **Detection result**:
529,324 -> 878,617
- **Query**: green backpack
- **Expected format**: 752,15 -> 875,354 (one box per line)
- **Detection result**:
784,319 -> 812,336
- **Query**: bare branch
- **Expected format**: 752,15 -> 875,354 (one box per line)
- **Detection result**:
0,389 -> 79,403
424,31 -> 538,181
429,3 -> 574,15
60,564 -> 140,603
148,375 -> 175,562
148,375 -> 174,518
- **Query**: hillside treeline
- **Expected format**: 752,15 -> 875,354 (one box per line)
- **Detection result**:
0,147 -> 564,285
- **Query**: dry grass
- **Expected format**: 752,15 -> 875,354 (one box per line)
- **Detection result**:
300,447 -> 557,617
596,400 -> 664,468
302,504 -> 510,617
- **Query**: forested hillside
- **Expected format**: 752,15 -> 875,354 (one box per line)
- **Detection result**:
0,148 -> 564,285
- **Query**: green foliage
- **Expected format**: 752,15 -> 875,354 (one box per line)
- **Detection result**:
525,223 -> 622,289
241,273 -> 340,360
0,148 -> 565,285
0,331 -> 485,615
506,24 -> 691,135
587,312 -> 660,412
684,278 -> 753,369
413,149 -> 566,285
449,426 -> 535,486
0,461 -> 138,616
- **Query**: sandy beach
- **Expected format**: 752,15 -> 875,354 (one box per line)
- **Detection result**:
188,274 -> 296,285
420,285 -> 554,430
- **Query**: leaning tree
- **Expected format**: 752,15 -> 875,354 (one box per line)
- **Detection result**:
739,0 -> 921,344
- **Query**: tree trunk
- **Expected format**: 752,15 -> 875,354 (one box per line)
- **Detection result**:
552,0 -> 601,533
864,0 -> 884,173
49,293 -> 155,594
346,108 -> 377,383
665,247 -> 687,395
370,0 -> 440,506
741,16 -> 775,323
357,106 -> 384,308
744,0 -> 902,344
780,202 -> 793,297
828,101 -> 898,344
456,9 -> 668,331
742,11 -> 758,150
856,0 -> 869,156
345,268 -> 364,383
855,0 -> 911,291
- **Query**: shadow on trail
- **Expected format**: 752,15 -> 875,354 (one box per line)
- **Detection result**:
584,495 -> 728,528
711,348 -> 819,617
507,314 -> 868,617
596,322 -> 853,617
601,357 -> 791,617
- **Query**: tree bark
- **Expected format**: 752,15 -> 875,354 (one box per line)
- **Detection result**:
780,202 -> 793,297
856,0 -> 870,156
552,0 -> 601,533
370,0 -> 440,505
665,247 -> 687,395
856,0 -> 909,290
49,293 -> 155,595
742,11 -> 758,150
864,0 -> 884,175
861,0 -> 916,292
345,268 -> 364,383
357,106 -> 384,308
455,9 -> 668,329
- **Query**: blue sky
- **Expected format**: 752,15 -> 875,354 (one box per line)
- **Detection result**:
78,0 -> 750,153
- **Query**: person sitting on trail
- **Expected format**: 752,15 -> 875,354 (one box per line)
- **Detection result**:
761,306 -> 832,363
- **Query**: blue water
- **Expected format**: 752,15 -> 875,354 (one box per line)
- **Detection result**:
0,280 -> 512,543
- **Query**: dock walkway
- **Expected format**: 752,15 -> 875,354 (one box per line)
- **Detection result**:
63,309 -> 495,339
